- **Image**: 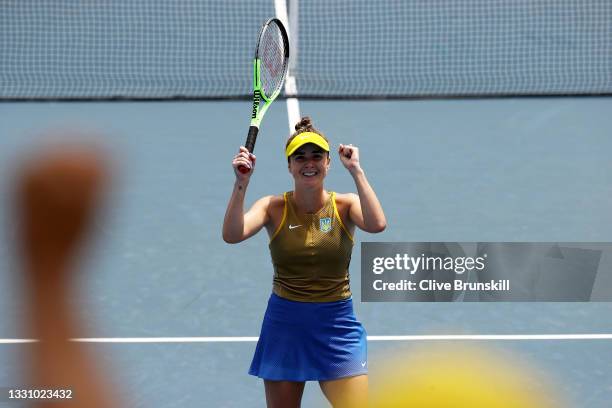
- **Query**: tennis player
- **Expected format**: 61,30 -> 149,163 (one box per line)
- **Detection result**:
223,117 -> 386,408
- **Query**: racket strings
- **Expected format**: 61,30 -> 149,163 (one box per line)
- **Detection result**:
259,23 -> 287,98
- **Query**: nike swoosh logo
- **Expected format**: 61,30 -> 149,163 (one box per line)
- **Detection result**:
361,362 -> 367,367
288,224 -> 302,230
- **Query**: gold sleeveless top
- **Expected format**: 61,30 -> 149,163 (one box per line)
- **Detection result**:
269,191 -> 354,302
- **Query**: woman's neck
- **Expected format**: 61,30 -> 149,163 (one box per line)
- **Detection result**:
293,186 -> 328,214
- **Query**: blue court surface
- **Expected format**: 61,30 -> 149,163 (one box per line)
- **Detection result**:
1,98 -> 612,406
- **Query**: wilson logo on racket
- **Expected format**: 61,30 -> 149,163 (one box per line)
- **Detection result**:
251,90 -> 261,119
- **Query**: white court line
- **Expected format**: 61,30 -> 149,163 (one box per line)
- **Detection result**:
367,334 -> 612,341
275,0 -> 301,132
2,334 -> 612,344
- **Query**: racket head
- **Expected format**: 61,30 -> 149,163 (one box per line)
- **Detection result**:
254,18 -> 289,102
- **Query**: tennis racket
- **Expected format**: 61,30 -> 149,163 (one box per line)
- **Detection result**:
238,18 -> 290,174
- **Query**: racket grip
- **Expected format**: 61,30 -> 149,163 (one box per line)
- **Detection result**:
238,126 -> 259,174
245,126 -> 259,153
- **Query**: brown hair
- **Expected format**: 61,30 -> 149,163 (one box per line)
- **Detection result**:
285,116 -> 329,160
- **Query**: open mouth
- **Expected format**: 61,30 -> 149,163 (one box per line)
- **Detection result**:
302,171 -> 317,177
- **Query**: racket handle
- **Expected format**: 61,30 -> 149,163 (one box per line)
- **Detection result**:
238,126 -> 259,174
245,126 -> 259,153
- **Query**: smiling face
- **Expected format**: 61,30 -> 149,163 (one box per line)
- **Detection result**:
288,143 -> 331,185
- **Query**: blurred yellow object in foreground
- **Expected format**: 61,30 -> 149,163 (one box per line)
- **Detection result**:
367,344 -> 563,408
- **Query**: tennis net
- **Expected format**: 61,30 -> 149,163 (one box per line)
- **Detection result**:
0,0 -> 274,99
1,0 -> 611,99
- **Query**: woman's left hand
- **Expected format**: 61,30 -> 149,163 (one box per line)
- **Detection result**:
338,144 -> 362,174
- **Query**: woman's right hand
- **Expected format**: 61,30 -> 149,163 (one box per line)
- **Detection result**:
232,146 -> 256,180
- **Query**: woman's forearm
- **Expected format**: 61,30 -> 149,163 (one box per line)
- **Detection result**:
351,168 -> 386,232
222,179 -> 249,243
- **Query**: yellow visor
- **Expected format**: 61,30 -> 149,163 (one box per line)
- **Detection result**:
285,132 -> 330,157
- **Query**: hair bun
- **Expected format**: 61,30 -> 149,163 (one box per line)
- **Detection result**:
294,116 -> 313,132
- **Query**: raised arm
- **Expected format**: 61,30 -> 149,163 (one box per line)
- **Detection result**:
16,144 -> 121,408
222,146 -> 270,243
338,144 -> 386,233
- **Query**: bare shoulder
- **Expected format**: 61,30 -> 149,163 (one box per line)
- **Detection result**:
260,193 -> 285,217
251,194 -> 281,207
334,192 -> 359,209
266,194 -> 285,208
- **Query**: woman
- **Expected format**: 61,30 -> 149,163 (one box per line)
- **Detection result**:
223,117 -> 386,408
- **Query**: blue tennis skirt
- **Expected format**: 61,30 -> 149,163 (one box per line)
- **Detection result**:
249,293 -> 368,382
